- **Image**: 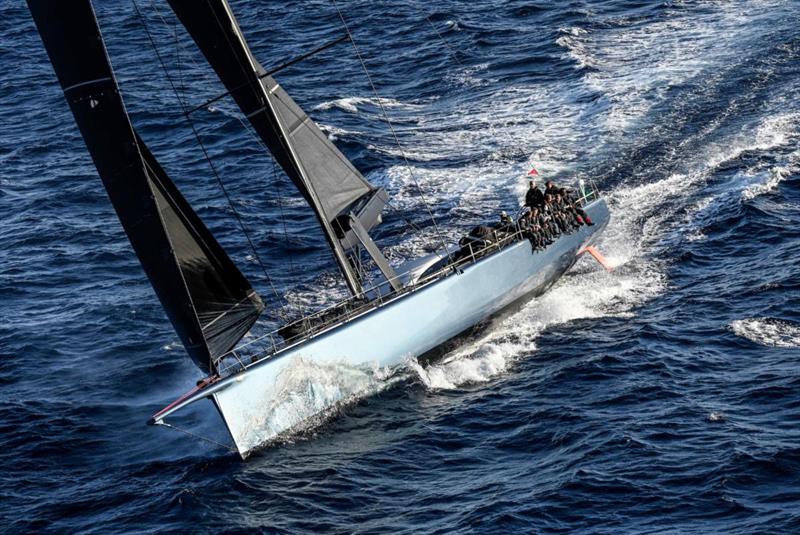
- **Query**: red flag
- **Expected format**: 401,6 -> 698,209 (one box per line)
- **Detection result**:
528,168 -> 539,176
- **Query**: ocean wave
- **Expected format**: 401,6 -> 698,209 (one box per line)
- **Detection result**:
313,96 -> 421,113
317,123 -> 361,142
555,27 -> 595,70
741,147 -> 798,202
741,165 -> 790,202
731,318 -> 800,348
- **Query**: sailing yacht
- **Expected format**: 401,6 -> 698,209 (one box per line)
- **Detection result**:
28,0 -> 610,458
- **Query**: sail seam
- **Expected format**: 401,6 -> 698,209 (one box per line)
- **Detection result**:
201,290 -> 260,332
245,106 -> 267,118
63,76 -> 113,92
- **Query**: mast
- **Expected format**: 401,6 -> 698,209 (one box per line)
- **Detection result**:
27,0 -> 264,374
167,0 -> 398,296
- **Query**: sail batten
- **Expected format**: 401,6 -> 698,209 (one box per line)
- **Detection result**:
28,0 -> 263,373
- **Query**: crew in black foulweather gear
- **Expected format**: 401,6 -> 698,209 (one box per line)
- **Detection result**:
469,225 -> 494,241
524,208 -> 548,250
531,207 -> 555,244
556,192 -> 581,231
544,194 -> 569,233
456,224 -> 495,261
559,187 -> 594,225
544,180 -> 559,198
525,180 -> 545,209
452,179 -> 596,264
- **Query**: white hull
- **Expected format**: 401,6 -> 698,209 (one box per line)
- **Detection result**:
156,199 -> 610,457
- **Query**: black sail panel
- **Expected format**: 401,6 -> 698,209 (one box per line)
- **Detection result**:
138,138 -> 264,360
28,0 -> 263,373
264,77 -> 372,221
166,0 -> 374,227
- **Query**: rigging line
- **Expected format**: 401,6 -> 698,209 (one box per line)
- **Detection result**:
157,420 -> 237,453
173,21 -> 185,103
272,159 -> 299,318
149,0 -> 225,100
133,0 -> 285,310
184,34 -> 351,116
385,199 -> 424,234
150,0 -> 342,320
409,1 -> 465,67
150,1 -> 303,288
151,6 -> 347,334
330,0 -> 456,266
199,0 -> 356,289
149,1 -> 283,197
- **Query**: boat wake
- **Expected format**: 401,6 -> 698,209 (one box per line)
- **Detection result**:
196,0 -> 799,446
409,264 -> 660,390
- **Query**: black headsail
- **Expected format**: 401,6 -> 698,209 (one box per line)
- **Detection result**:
27,0 -> 264,374
167,0 -> 389,296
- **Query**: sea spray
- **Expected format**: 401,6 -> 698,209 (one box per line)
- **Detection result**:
235,357 -> 397,452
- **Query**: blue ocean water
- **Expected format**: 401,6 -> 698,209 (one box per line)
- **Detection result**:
2,0 -> 800,532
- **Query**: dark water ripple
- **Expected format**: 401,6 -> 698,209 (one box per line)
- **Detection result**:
3,0 -> 800,533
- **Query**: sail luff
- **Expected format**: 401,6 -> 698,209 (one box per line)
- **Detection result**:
211,0 -> 361,295
28,0 -> 263,373
257,80 -> 365,295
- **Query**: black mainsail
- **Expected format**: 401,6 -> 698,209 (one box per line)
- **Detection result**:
167,0 -> 392,296
28,0 -> 264,373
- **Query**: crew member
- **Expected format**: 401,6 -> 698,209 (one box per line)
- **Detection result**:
525,180 -> 544,209
560,187 -> 594,225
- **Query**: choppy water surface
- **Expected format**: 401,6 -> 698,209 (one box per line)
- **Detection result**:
2,0 -> 799,532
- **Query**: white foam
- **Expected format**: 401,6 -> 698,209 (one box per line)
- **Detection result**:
409,346 -> 511,390
731,318 -> 800,348
741,146 -> 798,201
317,124 -> 360,142
236,0 -> 798,413
741,167 -> 787,201
707,411 -> 726,422
238,357 -> 397,450
313,96 -> 421,113
409,262 -> 664,391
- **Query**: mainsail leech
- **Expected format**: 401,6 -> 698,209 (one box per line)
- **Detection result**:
28,0 -> 263,374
